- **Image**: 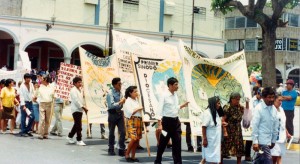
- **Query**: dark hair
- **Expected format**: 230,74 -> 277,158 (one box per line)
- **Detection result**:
24,73 -> 31,79
167,77 -> 178,86
257,80 -> 262,86
0,79 -> 5,85
42,75 -> 52,83
228,92 -> 241,103
252,86 -> 259,94
112,77 -> 121,86
125,86 -> 137,99
32,81 -> 37,85
261,87 -> 275,98
73,77 -> 82,84
5,79 -> 14,87
207,96 -> 221,126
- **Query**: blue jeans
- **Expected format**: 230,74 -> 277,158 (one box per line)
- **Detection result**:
20,101 -> 35,134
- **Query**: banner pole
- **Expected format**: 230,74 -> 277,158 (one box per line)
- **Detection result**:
130,54 -> 151,157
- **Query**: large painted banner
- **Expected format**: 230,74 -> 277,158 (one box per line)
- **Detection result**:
79,47 -> 120,123
113,30 -> 189,122
178,40 -> 251,136
55,63 -> 81,100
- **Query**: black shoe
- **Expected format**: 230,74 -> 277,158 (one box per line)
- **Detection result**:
108,149 -> 116,156
154,160 -> 162,164
16,132 -> 27,137
125,157 -> 134,163
188,146 -> 193,152
26,132 -> 33,137
137,145 -> 144,150
132,158 -> 139,162
119,149 -> 125,156
197,146 -> 202,152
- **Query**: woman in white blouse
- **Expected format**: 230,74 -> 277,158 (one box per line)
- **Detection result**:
123,86 -> 143,163
271,96 -> 291,164
34,75 -> 54,139
201,96 -> 223,164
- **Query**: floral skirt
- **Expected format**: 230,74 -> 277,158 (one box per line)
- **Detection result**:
127,116 -> 142,140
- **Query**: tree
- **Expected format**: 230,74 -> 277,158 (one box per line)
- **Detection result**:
211,0 -> 299,87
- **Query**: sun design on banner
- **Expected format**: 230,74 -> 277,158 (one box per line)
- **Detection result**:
152,61 -> 189,120
192,64 -> 244,108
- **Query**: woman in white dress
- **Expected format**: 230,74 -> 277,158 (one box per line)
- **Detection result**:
271,96 -> 291,164
201,96 -> 223,164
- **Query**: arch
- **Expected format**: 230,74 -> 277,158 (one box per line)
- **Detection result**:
0,27 -> 19,44
195,51 -> 209,58
286,66 -> 300,77
22,38 -> 68,57
70,42 -> 105,57
287,67 -> 300,88
215,55 -> 223,59
276,68 -> 283,84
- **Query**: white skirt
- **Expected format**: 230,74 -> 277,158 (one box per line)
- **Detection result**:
271,143 -> 286,156
202,126 -> 221,163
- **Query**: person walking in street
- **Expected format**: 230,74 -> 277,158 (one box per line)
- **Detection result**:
201,96 -> 223,164
19,74 -> 35,136
123,86 -> 143,162
154,77 -> 189,164
281,79 -> 298,138
252,87 -> 279,163
221,92 -> 246,164
31,82 -> 39,133
50,97 -> 64,137
35,75 -> 54,139
244,87 -> 263,161
107,77 -> 126,156
66,77 -> 87,146
271,96 -> 291,164
0,79 -> 19,134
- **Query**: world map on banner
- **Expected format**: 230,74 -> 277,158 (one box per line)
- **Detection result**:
79,47 -> 119,123
134,57 -> 189,122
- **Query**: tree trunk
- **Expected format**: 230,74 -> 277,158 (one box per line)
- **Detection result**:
261,23 -> 277,88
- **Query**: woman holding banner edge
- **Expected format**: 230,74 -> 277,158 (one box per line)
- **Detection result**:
123,86 -> 143,162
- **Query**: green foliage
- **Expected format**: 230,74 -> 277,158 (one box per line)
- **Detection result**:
247,63 -> 262,75
211,0 -> 234,14
285,0 -> 299,9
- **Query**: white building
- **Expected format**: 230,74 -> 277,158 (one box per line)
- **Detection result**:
0,0 -> 225,71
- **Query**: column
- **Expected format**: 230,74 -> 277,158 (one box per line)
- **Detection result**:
64,57 -> 71,64
13,43 -> 20,70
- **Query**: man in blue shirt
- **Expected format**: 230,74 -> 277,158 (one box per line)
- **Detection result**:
281,79 -> 298,136
106,77 -> 126,156
252,87 -> 279,163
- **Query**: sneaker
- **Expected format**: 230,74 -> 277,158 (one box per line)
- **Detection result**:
101,134 -> 108,140
76,140 -> 86,146
66,137 -> 76,144
50,132 -> 57,136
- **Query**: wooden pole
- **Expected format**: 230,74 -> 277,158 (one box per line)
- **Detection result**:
130,54 -> 151,157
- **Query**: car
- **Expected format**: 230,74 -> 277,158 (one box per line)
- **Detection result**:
296,90 -> 300,106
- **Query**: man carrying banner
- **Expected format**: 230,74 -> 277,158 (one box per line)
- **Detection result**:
154,77 -> 189,164
107,77 -> 126,156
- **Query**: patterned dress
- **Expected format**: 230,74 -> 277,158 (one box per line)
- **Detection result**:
222,103 -> 245,157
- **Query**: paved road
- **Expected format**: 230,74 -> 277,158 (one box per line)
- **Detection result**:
0,117 -> 299,164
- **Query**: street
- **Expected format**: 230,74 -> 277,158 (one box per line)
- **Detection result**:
0,106 -> 299,164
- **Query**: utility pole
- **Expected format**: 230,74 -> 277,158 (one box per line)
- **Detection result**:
191,0 -> 195,49
109,0 -> 113,55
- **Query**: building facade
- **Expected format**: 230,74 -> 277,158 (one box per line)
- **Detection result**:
0,0 -> 225,72
224,6 -> 300,87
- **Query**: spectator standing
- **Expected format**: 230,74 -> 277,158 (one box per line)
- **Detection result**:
281,79 -> 298,137
50,97 -> 64,137
32,82 -> 39,133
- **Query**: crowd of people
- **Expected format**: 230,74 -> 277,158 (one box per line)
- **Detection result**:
0,71 -> 299,164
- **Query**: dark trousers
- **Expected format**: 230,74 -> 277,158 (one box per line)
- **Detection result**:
245,140 -> 252,157
284,110 -> 294,135
108,112 -> 125,150
186,123 -> 201,148
68,112 -> 83,141
155,117 -> 182,164
20,101 -> 35,134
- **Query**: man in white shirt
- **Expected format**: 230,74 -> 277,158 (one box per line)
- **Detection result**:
66,77 -> 88,146
154,77 -> 189,164
19,73 -> 35,137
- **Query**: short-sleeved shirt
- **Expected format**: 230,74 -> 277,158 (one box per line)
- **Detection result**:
0,87 -> 16,107
281,90 -> 297,111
